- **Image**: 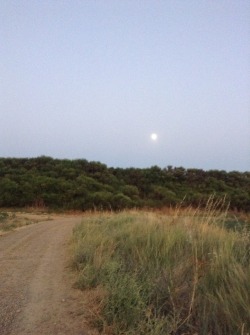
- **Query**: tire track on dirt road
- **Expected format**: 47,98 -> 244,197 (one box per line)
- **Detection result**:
0,217 -> 90,335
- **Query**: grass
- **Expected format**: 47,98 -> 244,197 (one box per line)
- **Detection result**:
72,201 -> 250,335
0,210 -> 52,233
0,211 -> 18,231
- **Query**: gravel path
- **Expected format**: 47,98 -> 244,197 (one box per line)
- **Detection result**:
0,217 -> 89,335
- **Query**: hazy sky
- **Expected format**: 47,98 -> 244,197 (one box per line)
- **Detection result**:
1,1 -> 249,171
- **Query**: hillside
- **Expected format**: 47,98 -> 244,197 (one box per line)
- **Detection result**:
0,156 -> 249,211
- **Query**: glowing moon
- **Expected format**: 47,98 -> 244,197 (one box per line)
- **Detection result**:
151,133 -> 158,141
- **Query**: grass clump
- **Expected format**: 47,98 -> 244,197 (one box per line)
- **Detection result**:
0,211 -> 17,231
72,205 -> 250,335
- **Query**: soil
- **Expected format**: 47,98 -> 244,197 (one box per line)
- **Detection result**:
0,215 -> 95,335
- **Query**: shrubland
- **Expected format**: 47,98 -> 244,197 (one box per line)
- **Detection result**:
0,156 -> 249,211
72,200 -> 250,335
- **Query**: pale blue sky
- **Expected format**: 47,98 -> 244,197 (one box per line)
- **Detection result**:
1,1 -> 249,171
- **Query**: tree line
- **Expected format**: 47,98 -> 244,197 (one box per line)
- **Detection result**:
0,156 -> 249,211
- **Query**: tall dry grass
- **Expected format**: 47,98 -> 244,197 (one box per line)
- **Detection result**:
72,200 -> 250,335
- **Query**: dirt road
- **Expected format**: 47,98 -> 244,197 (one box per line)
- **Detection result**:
0,216 -> 90,335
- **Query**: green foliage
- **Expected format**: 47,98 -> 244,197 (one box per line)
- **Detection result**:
72,209 -> 250,335
0,157 -> 249,211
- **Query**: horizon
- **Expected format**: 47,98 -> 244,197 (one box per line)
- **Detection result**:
0,155 -> 249,173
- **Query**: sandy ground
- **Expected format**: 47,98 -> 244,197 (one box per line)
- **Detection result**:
0,216 -> 94,335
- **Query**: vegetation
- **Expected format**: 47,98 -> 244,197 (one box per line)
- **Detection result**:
0,210 -> 52,232
0,156 -> 249,211
0,210 -> 51,232
0,211 -> 12,231
72,201 -> 250,335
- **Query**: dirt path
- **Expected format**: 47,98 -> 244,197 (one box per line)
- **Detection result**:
0,216 -> 90,335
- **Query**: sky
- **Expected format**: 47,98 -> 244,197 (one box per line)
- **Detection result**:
1,0 -> 249,171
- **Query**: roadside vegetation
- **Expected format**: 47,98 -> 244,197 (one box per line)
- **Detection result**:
72,200 -> 250,335
0,210 -> 52,233
0,156 -> 249,211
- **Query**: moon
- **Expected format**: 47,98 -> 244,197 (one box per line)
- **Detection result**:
150,133 -> 158,141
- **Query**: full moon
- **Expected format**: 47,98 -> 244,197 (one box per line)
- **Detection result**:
151,133 -> 158,141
